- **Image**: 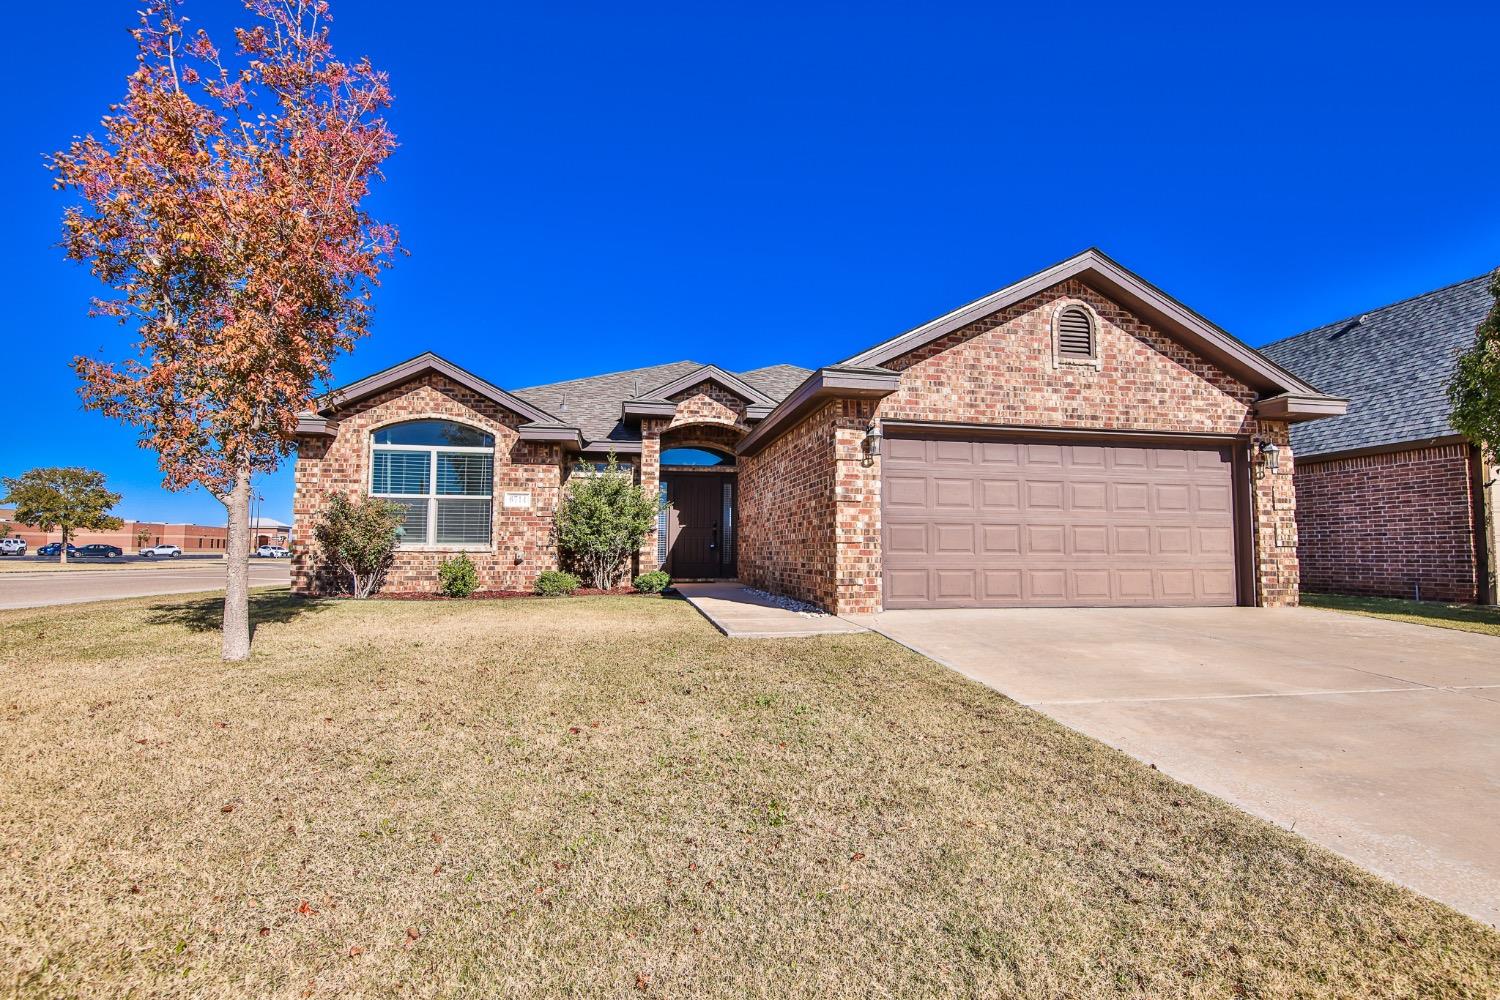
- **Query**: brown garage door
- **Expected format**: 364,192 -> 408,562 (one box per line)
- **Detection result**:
882,435 -> 1239,609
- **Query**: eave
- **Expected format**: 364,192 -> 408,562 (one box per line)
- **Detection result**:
736,366 -> 902,457
1253,392 -> 1350,423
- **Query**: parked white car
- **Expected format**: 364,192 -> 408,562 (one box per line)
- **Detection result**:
256,544 -> 290,558
0,537 -> 27,556
142,544 -> 182,558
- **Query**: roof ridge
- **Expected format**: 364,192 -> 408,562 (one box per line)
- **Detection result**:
738,362 -> 811,373
1263,269 -> 1496,349
514,360 -> 701,393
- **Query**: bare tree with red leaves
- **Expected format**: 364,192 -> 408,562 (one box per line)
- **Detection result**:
51,1 -> 400,659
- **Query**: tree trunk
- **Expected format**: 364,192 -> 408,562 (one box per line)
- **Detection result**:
59,528 -> 68,565
221,468 -> 253,661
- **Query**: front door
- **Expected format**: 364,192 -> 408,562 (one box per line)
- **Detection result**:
665,474 -> 732,578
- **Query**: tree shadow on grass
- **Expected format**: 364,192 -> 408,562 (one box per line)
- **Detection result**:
145,589 -> 332,638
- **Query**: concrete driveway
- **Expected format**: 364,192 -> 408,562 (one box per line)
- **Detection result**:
860,606 -> 1500,926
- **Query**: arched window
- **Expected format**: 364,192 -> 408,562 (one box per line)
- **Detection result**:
659,447 -> 731,466
371,420 -> 494,547
1055,304 -> 1097,360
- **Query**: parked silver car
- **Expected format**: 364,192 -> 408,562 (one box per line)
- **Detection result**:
142,544 -> 182,558
0,537 -> 27,556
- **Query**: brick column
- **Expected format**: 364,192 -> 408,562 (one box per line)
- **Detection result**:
1252,420 -> 1300,607
831,401 -> 882,615
637,419 -> 664,574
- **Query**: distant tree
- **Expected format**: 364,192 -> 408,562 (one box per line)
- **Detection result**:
50,1 -> 400,659
1,468 -> 123,565
1449,270 -> 1500,461
556,454 -> 658,589
134,526 -> 153,551
312,493 -> 405,598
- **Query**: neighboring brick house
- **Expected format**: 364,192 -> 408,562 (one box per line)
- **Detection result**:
292,249 -> 1345,611
1261,273 -> 1499,604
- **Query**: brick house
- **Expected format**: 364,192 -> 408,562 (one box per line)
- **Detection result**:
292,249 -> 1345,611
1262,273 -> 1499,604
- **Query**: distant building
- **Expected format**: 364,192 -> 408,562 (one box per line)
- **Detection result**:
0,508 -> 292,554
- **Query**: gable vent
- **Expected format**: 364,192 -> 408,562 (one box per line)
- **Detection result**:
1057,305 -> 1095,359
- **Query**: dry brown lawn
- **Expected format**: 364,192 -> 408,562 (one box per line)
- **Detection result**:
2,591 -> 1497,999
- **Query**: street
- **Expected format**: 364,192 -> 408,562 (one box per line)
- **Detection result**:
0,561 -> 291,610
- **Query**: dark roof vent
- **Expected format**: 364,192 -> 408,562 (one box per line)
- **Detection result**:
1057,305 -> 1095,358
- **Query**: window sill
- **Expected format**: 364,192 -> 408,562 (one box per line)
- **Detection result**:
395,545 -> 496,554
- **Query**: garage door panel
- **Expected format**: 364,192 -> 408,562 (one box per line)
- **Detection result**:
1070,445 -> 1107,468
886,475 -> 928,509
1158,569 -> 1197,600
1027,569 -> 1067,600
886,522 -> 928,555
1153,483 -> 1191,513
1072,525 -> 1109,555
1116,525 -> 1151,555
886,437 -> 928,463
1026,444 -> 1064,466
886,569 -> 930,602
1198,483 -> 1232,513
1200,569 -> 1236,598
1026,524 -> 1065,555
935,523 -> 975,554
979,442 -> 1020,466
982,524 -> 1021,555
1072,569 -> 1112,600
883,434 -> 1240,609
1026,481 -> 1065,510
1117,569 -> 1154,599
1113,482 -> 1149,511
980,479 -> 1020,510
934,569 -> 976,600
1199,526 -> 1233,555
1157,525 -> 1192,555
982,569 -> 1023,600
934,440 -> 973,464
934,478 -> 975,509
1070,481 -> 1108,511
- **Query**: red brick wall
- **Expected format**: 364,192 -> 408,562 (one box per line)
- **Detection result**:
1294,444 -> 1480,602
737,401 -> 841,608
739,280 -> 1301,613
292,373 -> 563,595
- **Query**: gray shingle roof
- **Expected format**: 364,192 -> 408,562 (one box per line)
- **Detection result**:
738,364 -> 814,400
1259,272 -> 1493,458
512,360 -> 810,446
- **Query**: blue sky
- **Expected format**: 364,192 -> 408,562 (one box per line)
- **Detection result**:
3,1 -> 1497,524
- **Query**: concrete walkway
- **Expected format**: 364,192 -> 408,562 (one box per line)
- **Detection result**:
857,605 -> 1500,926
674,582 -> 868,638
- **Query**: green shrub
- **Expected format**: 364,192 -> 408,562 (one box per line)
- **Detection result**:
633,570 -> 671,594
438,554 -> 479,597
556,453 -> 658,589
535,570 -> 581,597
311,493 -> 407,598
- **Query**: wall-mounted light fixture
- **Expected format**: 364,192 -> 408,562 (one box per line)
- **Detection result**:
1258,439 -> 1281,474
864,422 -> 883,463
